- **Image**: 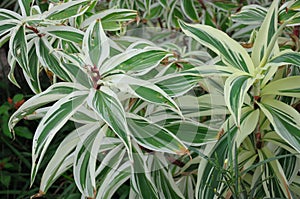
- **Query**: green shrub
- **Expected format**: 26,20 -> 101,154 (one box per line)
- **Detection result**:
1,0 -> 300,198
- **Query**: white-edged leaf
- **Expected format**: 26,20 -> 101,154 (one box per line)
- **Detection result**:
9,82 -> 84,131
181,0 -> 199,21
151,155 -> 184,199
100,48 -> 172,75
83,20 -> 109,68
131,143 -> 159,199
127,113 -> 188,155
224,73 -> 254,126
31,90 -> 89,184
179,20 -> 254,74
258,98 -> 300,153
108,74 -> 181,112
268,50 -> 300,67
41,26 -> 84,43
164,120 -> 217,146
81,9 -> 137,30
87,87 -> 132,160
10,25 -> 30,78
45,0 -> 90,20
18,0 -> 33,16
74,124 -> 105,197
261,76 -> 300,98
251,0 -> 279,66
35,37 -> 72,82
40,123 -> 96,192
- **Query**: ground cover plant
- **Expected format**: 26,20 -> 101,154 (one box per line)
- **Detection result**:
1,0 -> 300,198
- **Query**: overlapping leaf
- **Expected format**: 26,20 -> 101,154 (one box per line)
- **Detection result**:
83,20 -> 109,68
258,98 -> 300,153
31,91 -> 89,184
127,113 -> 188,155
251,0 -> 279,67
261,76 -> 300,98
179,20 -> 254,74
87,87 -> 132,159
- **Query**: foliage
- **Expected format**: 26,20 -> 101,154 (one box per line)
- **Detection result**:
1,0 -> 300,198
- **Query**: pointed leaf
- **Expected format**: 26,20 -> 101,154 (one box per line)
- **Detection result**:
31,91 -> 89,184
35,37 -> 72,82
127,113 -> 188,155
224,74 -> 254,126
83,20 -> 109,68
251,0 -> 279,66
10,25 -> 30,78
258,98 -> 300,153
74,124 -> 105,197
87,87 -> 132,160
261,76 -> 300,98
179,20 -> 254,74
9,82 -> 84,131
40,123 -> 95,192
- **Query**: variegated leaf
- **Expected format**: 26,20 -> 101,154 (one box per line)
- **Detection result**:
178,20 -> 254,74
74,124 -> 105,197
40,123 -> 96,192
45,0 -> 91,20
31,91 -> 89,184
258,98 -> 300,153
87,87 -> 132,160
100,48 -> 172,75
261,76 -> 300,98
224,73 -> 254,126
83,20 -> 109,68
251,0 -> 279,67
127,113 -> 188,155
9,83 -> 84,132
35,37 -> 72,82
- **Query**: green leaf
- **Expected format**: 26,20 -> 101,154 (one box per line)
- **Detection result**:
31,91 -> 89,184
154,73 -> 200,97
0,20 -> 18,37
42,26 -> 84,43
100,48 -> 171,75
151,155 -> 185,199
164,120 -> 217,146
40,124 -> 95,192
19,0 -> 33,16
251,0 -> 279,67
9,82 -> 84,132
81,9 -> 137,31
268,50 -> 300,67
178,20 -> 254,74
87,87 -> 132,160
26,42 -> 41,93
46,0 -> 91,20
131,143 -> 159,199
258,98 -> 300,153
95,145 -> 130,199
196,125 -> 237,199
127,113 -> 188,155
231,5 -> 267,24
10,25 -> 30,78
35,37 -> 72,82
181,0 -> 199,22
83,20 -> 109,68
0,8 -> 22,20
261,76 -> 300,98
74,124 -> 104,197
224,73 -> 254,126
108,74 -> 181,112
